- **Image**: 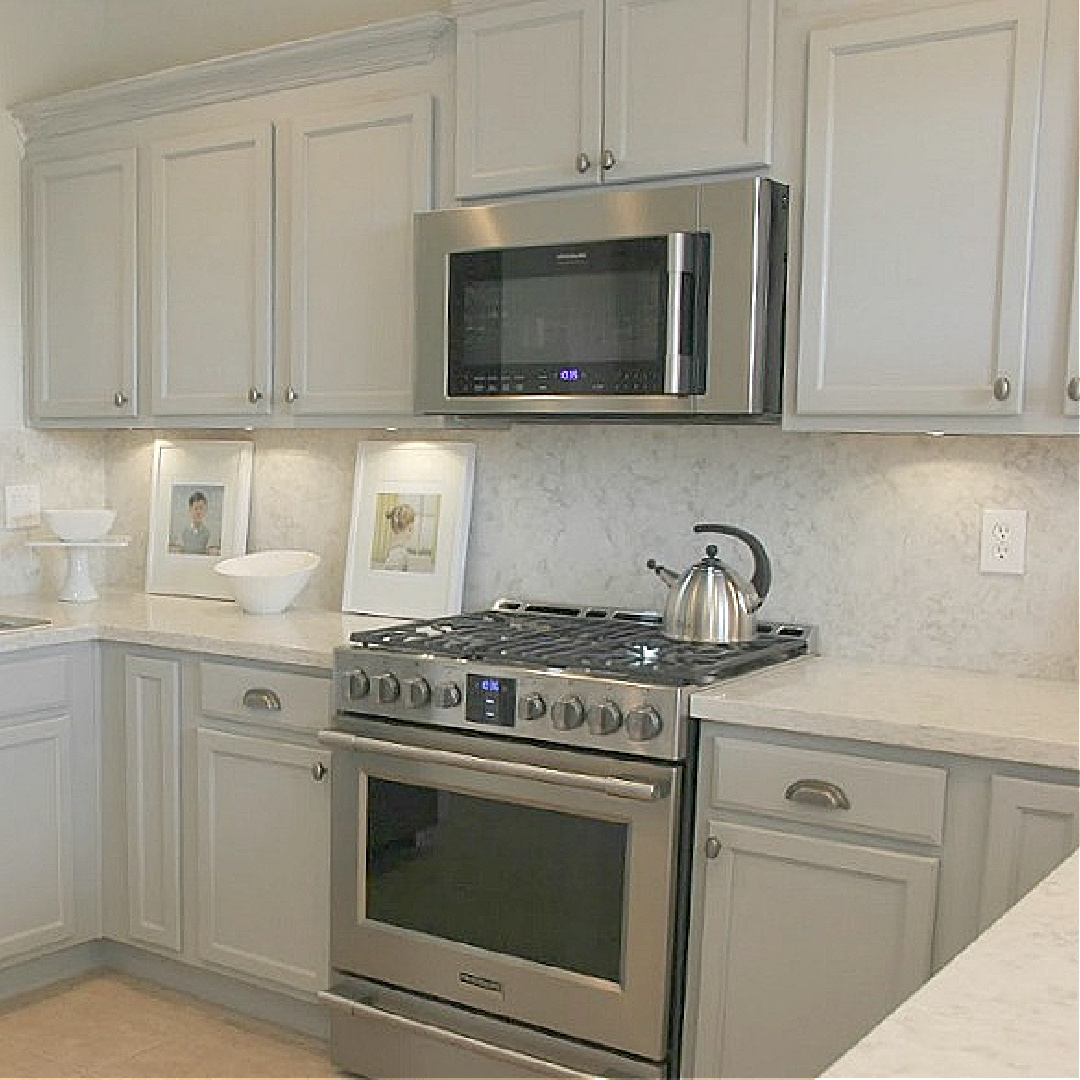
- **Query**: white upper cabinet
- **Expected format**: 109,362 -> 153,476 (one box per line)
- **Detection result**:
796,0 -> 1046,419
454,0 -> 775,198
149,124 -> 274,418
27,150 -> 137,420
279,95 -> 434,416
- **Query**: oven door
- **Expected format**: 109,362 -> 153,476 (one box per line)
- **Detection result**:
319,718 -> 683,1062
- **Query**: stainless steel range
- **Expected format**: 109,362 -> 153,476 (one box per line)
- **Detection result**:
318,600 -> 810,1080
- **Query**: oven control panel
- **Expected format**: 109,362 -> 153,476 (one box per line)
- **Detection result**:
333,648 -> 686,762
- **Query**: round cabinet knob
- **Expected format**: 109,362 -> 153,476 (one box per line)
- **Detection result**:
1068,376 -> 1080,403
625,705 -> 663,742
575,151 -> 592,174
375,673 -> 401,704
992,375 -> 1012,402
587,700 -> 622,736
518,693 -> 547,722
113,390 -> 129,408
344,670 -> 370,701
551,696 -> 585,731
434,681 -> 462,709
285,386 -> 299,404
405,677 -> 431,708
600,148 -> 617,171
311,761 -> 328,782
248,386 -> 264,405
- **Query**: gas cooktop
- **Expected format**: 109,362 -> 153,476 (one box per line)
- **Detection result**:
347,599 -> 810,688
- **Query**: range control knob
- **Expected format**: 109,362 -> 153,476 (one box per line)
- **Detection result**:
434,681 -> 462,708
625,705 -> 663,742
375,673 -> 401,704
343,670 -> 370,701
551,696 -> 585,731
587,699 -> 623,736
517,693 -> 547,722
405,677 -> 431,708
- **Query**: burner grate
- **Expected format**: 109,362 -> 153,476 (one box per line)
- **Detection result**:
349,606 -> 809,687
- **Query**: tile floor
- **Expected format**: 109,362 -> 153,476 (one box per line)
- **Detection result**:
0,971 -> 341,1077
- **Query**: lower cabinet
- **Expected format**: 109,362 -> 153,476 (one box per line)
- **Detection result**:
195,727 -> 330,992
684,729 -> 945,1079
103,646 -> 331,997
0,646 -> 99,966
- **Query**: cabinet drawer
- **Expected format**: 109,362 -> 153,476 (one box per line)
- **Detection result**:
199,661 -> 329,732
0,653 -> 71,718
708,736 -> 946,845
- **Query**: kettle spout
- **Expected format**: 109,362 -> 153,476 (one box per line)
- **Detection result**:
646,559 -> 679,588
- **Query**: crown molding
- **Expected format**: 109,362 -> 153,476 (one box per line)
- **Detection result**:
12,13 -> 454,143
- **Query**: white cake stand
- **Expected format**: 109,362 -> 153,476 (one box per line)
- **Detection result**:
27,537 -> 131,602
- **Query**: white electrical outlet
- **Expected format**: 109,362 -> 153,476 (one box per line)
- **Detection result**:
979,508 -> 1027,574
3,484 -> 41,529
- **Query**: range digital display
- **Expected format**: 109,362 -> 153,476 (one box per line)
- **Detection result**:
465,673 -> 517,727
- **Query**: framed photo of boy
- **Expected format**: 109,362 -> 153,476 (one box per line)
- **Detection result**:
343,441 -> 476,618
145,439 -> 254,598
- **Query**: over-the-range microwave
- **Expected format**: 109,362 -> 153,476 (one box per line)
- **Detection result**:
413,176 -> 789,419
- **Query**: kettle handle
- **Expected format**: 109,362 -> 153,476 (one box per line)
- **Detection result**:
693,524 -> 772,602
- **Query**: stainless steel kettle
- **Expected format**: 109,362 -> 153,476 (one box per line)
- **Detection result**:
647,523 -> 772,644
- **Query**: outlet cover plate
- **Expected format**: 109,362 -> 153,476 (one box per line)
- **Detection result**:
4,484 -> 41,529
979,508 -> 1027,574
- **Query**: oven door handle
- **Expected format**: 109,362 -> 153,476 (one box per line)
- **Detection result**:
319,990 -> 617,1080
317,730 -> 670,802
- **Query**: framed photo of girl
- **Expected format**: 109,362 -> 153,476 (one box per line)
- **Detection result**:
145,439 -> 254,599
343,441 -> 476,618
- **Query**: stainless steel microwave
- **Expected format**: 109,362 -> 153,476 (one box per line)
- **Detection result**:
413,177 -> 788,418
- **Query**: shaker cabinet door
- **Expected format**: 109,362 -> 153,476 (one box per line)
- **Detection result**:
148,124 -> 274,417
603,0 -> 774,183
27,150 -> 137,420
280,95 -> 434,415
796,0 -> 1046,417
455,0 -> 603,197
690,820 -> 938,1079
196,727 -> 330,992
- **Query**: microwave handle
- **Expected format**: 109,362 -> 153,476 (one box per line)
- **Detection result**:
318,729 -> 669,802
665,232 -> 703,394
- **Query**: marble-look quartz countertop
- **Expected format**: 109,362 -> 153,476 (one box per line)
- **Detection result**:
823,850 -> 1079,1078
0,591 -> 404,668
690,655 -> 1079,770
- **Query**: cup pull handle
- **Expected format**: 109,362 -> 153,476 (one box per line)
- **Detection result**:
784,778 -> 851,811
242,687 -> 282,711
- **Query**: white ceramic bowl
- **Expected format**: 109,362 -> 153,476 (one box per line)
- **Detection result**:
213,550 -> 321,615
44,507 -> 117,541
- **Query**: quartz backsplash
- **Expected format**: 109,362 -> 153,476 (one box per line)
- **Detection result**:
87,425 -> 1078,681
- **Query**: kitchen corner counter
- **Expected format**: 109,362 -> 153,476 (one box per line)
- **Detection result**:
690,655 -> 1079,770
0,591 -> 404,668
822,850 -> 1079,1078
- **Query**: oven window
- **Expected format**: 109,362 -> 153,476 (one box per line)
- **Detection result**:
365,779 -> 627,982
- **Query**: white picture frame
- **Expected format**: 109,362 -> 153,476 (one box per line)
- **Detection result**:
343,441 -> 476,619
145,439 -> 254,599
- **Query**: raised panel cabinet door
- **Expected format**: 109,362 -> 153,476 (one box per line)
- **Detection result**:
978,775 -> 1079,931
603,0 -> 774,183
0,715 -> 75,961
149,123 -> 273,417
196,727 -> 330,992
27,150 -> 137,420
280,95 -> 434,415
455,0 -> 603,196
124,655 -> 182,952
690,820 -> 938,1079
796,0 -> 1047,417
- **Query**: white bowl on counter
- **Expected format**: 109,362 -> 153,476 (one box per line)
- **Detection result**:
43,507 -> 117,541
213,550 -> 321,615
